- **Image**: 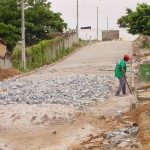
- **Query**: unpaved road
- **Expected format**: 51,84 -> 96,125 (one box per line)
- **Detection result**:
0,41 -> 137,150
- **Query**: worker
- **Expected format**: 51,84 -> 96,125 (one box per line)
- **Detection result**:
115,54 -> 130,96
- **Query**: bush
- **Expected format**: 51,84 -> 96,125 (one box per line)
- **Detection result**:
140,36 -> 150,48
12,36 -> 85,71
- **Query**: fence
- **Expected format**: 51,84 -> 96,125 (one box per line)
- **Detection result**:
13,30 -> 77,70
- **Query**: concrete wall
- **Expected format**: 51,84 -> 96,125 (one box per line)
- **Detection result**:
0,57 -> 12,69
23,31 -> 78,69
45,31 -> 77,61
102,30 -> 119,41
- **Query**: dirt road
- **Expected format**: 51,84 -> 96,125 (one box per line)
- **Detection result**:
0,41 -> 137,150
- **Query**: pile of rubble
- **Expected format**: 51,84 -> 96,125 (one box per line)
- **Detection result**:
102,123 -> 141,150
0,74 -> 114,106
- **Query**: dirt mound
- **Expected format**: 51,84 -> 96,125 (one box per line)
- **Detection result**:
0,68 -> 21,81
125,102 -> 150,122
126,102 -> 150,149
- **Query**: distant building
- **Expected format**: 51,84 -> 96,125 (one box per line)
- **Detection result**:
102,30 -> 119,41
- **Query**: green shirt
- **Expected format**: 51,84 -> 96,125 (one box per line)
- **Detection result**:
115,59 -> 126,78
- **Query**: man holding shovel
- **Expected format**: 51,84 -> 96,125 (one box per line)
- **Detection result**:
115,54 -> 130,96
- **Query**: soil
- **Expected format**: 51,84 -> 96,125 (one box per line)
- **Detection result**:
130,41 -> 150,150
0,41 -> 150,150
0,68 -> 21,81
125,102 -> 150,150
0,94 -> 136,150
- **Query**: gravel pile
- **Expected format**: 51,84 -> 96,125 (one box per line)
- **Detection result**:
102,124 -> 141,150
0,74 -> 114,105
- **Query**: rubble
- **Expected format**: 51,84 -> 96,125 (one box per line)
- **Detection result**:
0,74 -> 114,106
102,124 -> 140,150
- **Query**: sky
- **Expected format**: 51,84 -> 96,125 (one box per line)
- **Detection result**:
48,0 -> 150,40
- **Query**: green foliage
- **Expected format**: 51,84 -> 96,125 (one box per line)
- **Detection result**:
12,36 -> 83,71
0,22 -> 20,51
117,3 -> 150,36
0,0 -> 67,51
140,36 -> 150,48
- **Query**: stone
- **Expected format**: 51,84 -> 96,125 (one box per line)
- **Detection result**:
120,128 -> 129,134
102,140 -> 110,150
105,132 -> 115,139
0,92 -> 8,99
137,91 -> 150,101
136,89 -> 146,94
112,130 -> 121,135
129,126 -> 139,136
117,141 -> 130,148
0,74 -> 114,105
115,111 -> 123,119
110,139 -> 119,147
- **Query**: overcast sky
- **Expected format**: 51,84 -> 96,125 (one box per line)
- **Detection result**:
48,0 -> 150,30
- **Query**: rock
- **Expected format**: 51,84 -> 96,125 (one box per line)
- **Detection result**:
105,132 -> 115,139
110,139 -> 119,147
117,141 -> 129,148
136,89 -> 146,94
112,131 -> 121,135
0,74 -> 114,105
115,111 -> 123,119
130,103 -> 137,110
102,140 -> 110,150
137,91 -> 150,101
120,128 -> 129,134
129,126 -> 139,136
0,92 -> 8,99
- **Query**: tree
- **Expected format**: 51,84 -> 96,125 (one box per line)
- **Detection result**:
0,0 -> 21,50
117,3 -> 150,36
0,22 -> 20,51
0,0 -> 67,51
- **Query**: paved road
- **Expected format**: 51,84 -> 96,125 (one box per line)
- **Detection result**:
23,41 -> 132,80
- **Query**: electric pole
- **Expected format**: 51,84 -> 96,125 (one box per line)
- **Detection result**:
21,0 -> 26,70
97,6 -> 99,41
77,0 -> 79,44
107,17 -> 108,30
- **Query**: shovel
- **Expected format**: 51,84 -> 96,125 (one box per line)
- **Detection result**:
124,76 -> 132,94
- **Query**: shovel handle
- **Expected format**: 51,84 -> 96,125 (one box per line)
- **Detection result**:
124,76 -> 132,94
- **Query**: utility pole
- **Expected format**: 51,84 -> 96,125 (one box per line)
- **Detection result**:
107,17 -> 108,30
97,6 -> 99,41
77,0 -> 79,44
21,0 -> 26,70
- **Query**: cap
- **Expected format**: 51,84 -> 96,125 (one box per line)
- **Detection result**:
124,54 -> 130,60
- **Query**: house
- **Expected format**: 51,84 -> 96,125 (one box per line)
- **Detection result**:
0,39 -> 12,69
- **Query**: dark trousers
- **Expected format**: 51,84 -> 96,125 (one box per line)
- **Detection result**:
116,77 -> 126,95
